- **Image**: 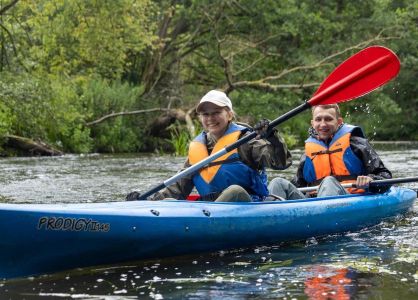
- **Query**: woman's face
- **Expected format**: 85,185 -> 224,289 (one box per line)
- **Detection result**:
198,102 -> 233,140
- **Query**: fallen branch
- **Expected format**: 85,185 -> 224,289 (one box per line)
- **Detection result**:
4,134 -> 63,156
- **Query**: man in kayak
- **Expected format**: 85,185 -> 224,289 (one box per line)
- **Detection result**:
268,104 -> 392,198
127,90 -> 292,201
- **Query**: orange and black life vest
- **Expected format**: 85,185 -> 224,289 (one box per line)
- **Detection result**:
303,124 -> 365,193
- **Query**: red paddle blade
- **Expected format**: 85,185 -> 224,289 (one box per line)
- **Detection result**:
309,46 -> 400,106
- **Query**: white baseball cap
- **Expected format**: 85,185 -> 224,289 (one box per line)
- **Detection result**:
196,90 -> 233,113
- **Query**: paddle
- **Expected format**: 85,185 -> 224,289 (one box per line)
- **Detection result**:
138,45 -> 400,200
297,177 -> 418,193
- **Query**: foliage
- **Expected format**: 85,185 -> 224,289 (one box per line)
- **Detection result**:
0,100 -> 13,151
165,119 -> 203,156
0,72 -> 49,138
9,0 -> 158,79
0,0 -> 416,154
0,96 -> 13,136
80,78 -> 145,152
0,72 -> 92,152
166,122 -> 191,156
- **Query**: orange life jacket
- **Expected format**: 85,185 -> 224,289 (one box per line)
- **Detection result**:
303,124 -> 366,194
188,123 -> 268,201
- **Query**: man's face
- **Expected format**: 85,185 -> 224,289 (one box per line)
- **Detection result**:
311,107 -> 343,141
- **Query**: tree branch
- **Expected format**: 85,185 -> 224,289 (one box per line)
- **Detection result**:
233,81 -> 320,92
224,31 -> 400,93
316,32 -> 400,65
0,0 -> 19,16
86,108 -> 170,126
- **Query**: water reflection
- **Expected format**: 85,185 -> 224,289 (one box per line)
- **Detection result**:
1,230 -> 417,299
304,266 -> 354,300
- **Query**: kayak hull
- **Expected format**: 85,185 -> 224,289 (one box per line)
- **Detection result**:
0,187 -> 415,279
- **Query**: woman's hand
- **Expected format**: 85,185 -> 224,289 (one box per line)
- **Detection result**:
254,119 -> 273,139
126,191 -> 141,201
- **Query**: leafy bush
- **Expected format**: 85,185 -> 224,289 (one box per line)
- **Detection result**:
80,77 -> 144,152
0,101 -> 13,137
165,122 -> 192,156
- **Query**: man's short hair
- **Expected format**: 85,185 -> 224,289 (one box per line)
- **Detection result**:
312,104 -> 341,118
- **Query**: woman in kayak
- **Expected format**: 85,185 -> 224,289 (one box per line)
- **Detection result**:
268,103 -> 392,199
128,90 -> 292,202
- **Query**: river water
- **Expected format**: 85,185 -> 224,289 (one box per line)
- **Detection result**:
0,144 -> 417,299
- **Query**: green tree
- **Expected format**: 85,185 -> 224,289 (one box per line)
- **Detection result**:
0,0 -> 416,155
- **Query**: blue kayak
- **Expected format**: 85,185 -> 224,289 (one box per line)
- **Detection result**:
0,187 -> 415,279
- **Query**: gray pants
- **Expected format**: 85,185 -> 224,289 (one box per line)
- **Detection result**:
266,176 -> 347,201
215,176 -> 347,202
316,176 -> 348,197
267,177 -> 305,200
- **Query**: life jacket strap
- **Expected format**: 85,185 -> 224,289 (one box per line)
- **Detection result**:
311,148 -> 342,157
201,157 -> 241,169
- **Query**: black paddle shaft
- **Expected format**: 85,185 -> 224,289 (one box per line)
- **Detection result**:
369,176 -> 418,187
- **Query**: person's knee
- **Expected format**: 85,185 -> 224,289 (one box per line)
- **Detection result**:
269,177 -> 289,188
225,185 -> 246,193
215,185 -> 251,202
318,176 -> 346,196
270,177 -> 285,185
322,176 -> 338,184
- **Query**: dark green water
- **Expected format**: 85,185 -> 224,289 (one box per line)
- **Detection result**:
0,146 -> 417,299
